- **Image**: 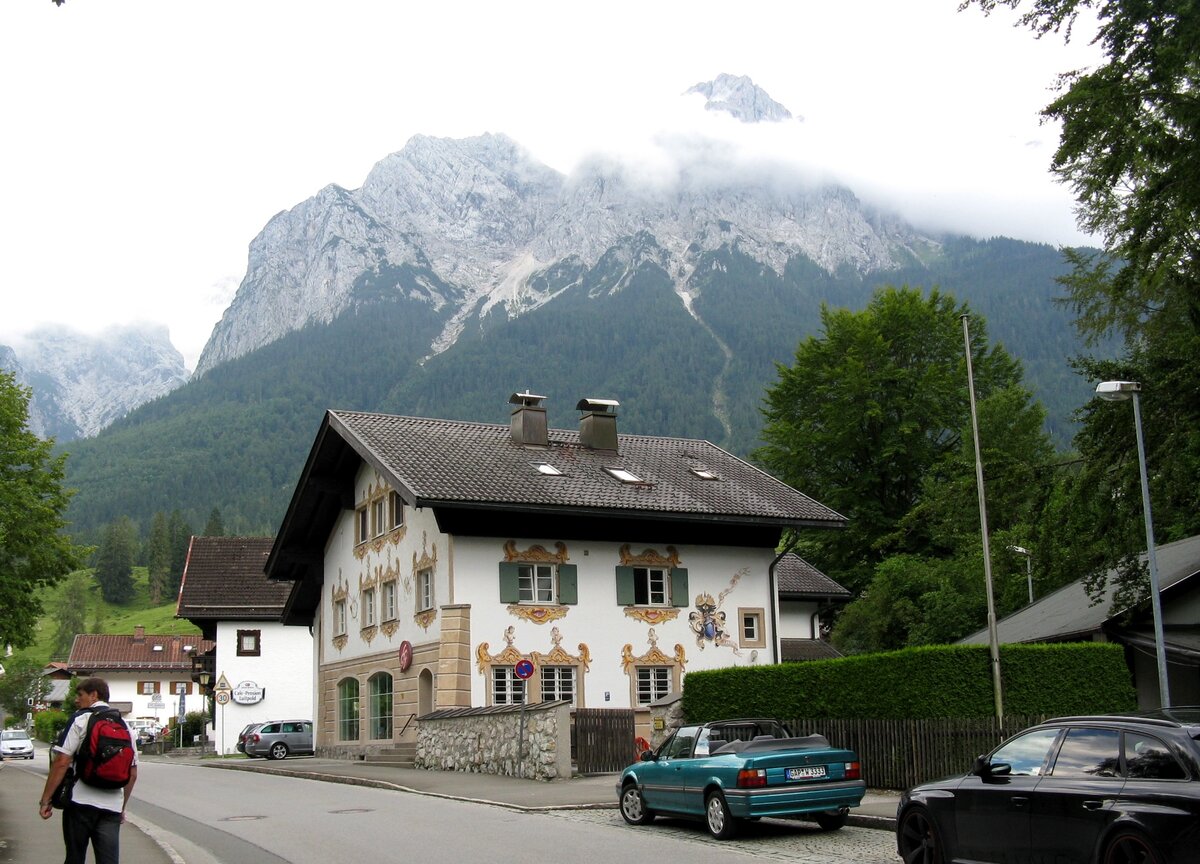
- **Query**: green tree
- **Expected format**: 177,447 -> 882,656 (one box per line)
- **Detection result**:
93,517 -> 137,604
147,511 -> 171,604
967,0 -> 1200,604
0,656 -> 45,720
203,507 -> 225,537
51,571 -> 91,659
0,371 -> 82,649
166,510 -> 192,599
756,287 -> 1037,595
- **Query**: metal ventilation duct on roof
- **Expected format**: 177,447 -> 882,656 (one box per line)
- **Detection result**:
577,397 -> 619,452
509,391 -> 548,447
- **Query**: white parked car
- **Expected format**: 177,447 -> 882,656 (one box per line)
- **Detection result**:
1,728 -> 35,759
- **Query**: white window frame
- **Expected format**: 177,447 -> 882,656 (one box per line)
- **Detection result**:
363,587 -> 376,627
334,598 -> 347,636
518,563 -> 556,604
356,507 -> 369,544
389,491 -> 404,530
636,667 -> 671,705
371,498 -> 386,538
382,580 -> 397,622
540,666 -> 576,706
491,667 -> 526,706
633,566 -> 668,606
417,568 -> 434,612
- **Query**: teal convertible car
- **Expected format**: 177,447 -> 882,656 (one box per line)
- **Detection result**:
617,719 -> 865,840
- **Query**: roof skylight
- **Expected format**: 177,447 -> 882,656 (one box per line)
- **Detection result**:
604,466 -> 644,484
690,467 -> 720,480
531,462 -> 563,476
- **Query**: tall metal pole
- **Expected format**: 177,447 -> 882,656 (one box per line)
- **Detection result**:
1131,391 -> 1171,708
962,316 -> 1004,727
1024,555 -> 1033,605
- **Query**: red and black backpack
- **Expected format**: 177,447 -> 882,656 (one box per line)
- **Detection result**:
75,708 -> 134,789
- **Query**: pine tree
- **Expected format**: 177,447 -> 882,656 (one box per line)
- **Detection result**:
94,517 -> 137,604
51,571 -> 91,658
203,507 -> 225,537
147,511 -> 172,604
167,510 -> 193,598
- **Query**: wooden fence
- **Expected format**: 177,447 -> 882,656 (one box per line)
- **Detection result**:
573,708 -> 636,774
785,715 -> 1048,790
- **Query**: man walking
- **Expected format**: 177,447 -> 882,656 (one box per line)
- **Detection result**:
39,677 -> 139,864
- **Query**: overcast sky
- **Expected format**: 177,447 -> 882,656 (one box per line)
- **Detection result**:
0,1 -> 1102,371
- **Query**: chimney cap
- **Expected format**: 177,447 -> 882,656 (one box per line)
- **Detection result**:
509,391 -> 547,407
576,397 -> 619,413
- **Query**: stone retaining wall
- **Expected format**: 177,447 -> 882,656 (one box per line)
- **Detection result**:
414,701 -> 572,781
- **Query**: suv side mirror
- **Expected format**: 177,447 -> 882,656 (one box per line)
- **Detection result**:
974,755 -> 1012,777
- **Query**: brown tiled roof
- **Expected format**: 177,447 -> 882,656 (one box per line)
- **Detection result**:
67,634 -> 214,672
177,536 -> 284,621
331,411 -> 846,524
777,553 -> 850,598
781,639 -> 844,662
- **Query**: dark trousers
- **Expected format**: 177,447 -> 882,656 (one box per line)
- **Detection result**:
62,803 -> 121,864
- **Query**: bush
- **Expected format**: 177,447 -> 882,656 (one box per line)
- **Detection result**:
33,709 -> 69,744
682,642 -> 1136,720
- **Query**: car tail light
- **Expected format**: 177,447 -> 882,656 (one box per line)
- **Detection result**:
737,769 -> 767,788
251,734 -> 260,743
844,761 -> 861,780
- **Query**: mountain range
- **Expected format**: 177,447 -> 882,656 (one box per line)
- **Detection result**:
31,75 -> 1107,539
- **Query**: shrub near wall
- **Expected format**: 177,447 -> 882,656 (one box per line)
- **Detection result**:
683,643 -> 1136,721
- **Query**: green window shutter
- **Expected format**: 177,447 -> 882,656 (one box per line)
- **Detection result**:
557,564 -> 578,605
615,566 -> 636,605
498,562 -> 521,604
670,568 -> 690,607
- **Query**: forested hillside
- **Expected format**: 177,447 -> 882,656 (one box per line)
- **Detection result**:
58,236 -> 1109,542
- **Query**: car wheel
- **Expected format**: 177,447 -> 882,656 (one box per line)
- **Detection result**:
269,742 -> 289,760
816,809 -> 849,831
897,806 -> 943,864
1103,830 -> 1162,864
705,791 -> 739,840
619,783 -> 655,826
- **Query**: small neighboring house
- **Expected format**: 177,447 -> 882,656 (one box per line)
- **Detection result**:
776,553 -> 851,662
959,533 -> 1200,709
66,629 -> 214,727
266,394 -> 846,756
176,535 -> 314,755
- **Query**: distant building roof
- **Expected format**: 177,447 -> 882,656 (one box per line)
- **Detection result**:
177,536 -> 283,621
776,553 -> 851,599
959,533 -> 1200,647
67,631 -> 213,673
781,639 -> 843,662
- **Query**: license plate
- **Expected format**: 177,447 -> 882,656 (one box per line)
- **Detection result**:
786,765 -> 827,780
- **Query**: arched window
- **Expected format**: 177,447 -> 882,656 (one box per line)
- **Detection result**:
338,677 -> 360,741
418,669 -> 434,717
369,672 -> 393,740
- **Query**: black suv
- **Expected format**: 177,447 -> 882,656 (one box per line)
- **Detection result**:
897,709 -> 1200,864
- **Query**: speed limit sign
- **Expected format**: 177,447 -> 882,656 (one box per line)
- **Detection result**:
215,690 -> 231,705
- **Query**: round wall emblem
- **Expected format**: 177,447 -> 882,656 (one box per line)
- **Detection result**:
398,640 -> 413,672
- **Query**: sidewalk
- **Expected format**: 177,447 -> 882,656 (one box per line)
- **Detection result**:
0,759 -> 175,864
166,752 -> 901,829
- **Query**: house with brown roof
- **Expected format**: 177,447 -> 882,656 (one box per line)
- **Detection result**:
776,553 -> 851,661
266,393 -> 846,756
177,535 -> 314,755
67,629 -> 214,727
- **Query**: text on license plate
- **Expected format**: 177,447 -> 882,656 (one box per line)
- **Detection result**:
786,765 -> 828,780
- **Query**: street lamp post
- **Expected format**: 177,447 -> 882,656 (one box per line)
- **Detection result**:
1096,380 -> 1171,709
1008,545 -> 1034,604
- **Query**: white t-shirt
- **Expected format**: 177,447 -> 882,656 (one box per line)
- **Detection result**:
53,702 -> 138,813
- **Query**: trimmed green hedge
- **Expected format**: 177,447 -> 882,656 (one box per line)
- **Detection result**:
682,643 -> 1136,720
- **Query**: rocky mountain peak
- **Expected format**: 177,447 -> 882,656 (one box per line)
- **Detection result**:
686,73 -> 795,123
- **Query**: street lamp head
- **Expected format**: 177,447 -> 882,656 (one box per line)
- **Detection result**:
1096,380 -> 1142,401
197,671 -> 212,688
1007,545 -> 1031,556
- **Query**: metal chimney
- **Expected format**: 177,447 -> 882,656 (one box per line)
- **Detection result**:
509,392 -> 548,447
576,398 -> 619,451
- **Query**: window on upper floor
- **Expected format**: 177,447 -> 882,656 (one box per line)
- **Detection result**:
371,497 -> 386,538
417,568 -> 434,613
334,598 -> 347,636
363,587 -> 377,628
170,681 -> 193,695
738,608 -> 766,649
237,629 -> 262,656
382,580 -> 397,622
389,490 -> 404,530
138,681 -> 160,695
615,564 -> 688,607
356,507 -> 369,544
497,559 -> 577,606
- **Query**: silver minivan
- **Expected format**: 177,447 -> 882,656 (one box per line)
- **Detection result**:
243,720 -> 314,760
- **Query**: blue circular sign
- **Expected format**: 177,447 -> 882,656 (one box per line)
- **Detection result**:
514,659 -> 535,680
